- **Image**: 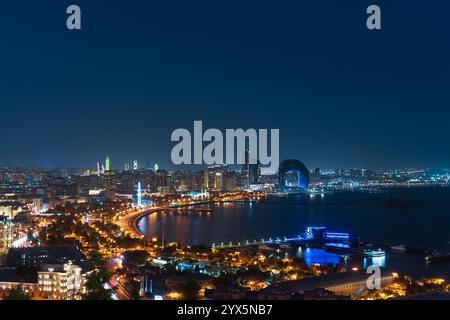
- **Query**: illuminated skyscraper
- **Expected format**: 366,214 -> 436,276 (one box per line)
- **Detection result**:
96,162 -> 101,177
154,163 -> 159,172
105,156 -> 111,172
133,160 -> 139,171
136,182 -> 142,207
206,165 -> 228,191
242,150 -> 259,187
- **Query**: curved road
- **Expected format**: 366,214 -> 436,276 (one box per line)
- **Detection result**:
117,206 -> 164,238
117,197 -> 248,240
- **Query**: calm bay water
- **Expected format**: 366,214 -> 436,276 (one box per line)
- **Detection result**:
138,186 -> 450,251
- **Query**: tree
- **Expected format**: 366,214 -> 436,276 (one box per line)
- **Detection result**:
213,273 -> 234,288
4,287 -> 30,300
122,250 -> 150,270
81,269 -> 114,300
127,281 -> 142,300
160,245 -> 177,256
179,281 -> 201,300
88,251 -> 105,268
190,245 -> 211,254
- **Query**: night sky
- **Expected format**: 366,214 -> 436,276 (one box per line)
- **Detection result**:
1,0 -> 449,170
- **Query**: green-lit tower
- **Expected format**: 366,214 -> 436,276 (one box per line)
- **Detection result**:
105,156 -> 111,172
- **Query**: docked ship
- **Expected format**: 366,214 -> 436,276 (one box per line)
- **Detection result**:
363,249 -> 386,257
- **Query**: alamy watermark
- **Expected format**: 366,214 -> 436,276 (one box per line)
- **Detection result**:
170,121 -> 279,175
65,4 -> 381,31
366,265 -> 382,290
66,5 -> 81,30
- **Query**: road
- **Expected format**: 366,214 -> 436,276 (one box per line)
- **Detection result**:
109,276 -> 133,300
106,257 -> 133,300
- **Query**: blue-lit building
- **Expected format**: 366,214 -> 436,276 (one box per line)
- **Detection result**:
133,182 -> 152,207
279,160 -> 310,191
176,259 -> 210,274
304,226 -> 350,242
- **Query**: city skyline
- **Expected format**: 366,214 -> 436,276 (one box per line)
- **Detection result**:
2,0 -> 450,304
1,0 -> 450,170
1,157 -> 448,172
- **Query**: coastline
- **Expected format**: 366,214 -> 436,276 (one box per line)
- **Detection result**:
122,187 -> 450,256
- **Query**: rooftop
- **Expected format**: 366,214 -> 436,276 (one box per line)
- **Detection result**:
394,291 -> 450,300
0,269 -> 37,284
261,270 -> 394,294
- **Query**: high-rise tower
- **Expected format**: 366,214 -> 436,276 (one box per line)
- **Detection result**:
96,162 -> 101,176
105,156 -> 111,172
136,182 -> 142,207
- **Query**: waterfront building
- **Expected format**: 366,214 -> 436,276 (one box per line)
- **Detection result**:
305,227 -> 327,241
304,226 -> 351,242
259,271 -> 394,297
278,159 -> 310,190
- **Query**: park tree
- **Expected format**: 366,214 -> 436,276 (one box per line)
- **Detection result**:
179,281 -> 201,300
122,250 -> 150,271
3,287 -> 30,300
81,269 -> 114,300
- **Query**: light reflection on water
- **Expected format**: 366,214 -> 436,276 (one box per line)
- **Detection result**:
295,246 -> 387,269
297,247 -> 341,266
136,187 -> 450,278
324,242 -> 350,248
364,256 -> 387,269
139,187 -> 450,251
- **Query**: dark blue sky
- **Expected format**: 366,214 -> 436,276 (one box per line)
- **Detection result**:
1,0 -> 449,170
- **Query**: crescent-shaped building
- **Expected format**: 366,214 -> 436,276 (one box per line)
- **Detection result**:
278,159 -> 310,190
